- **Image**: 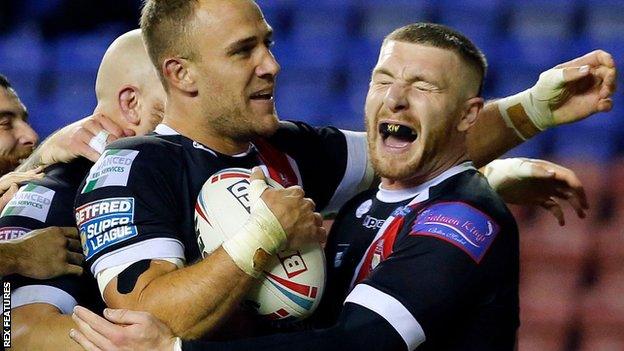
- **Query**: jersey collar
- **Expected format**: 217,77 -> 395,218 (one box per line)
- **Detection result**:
154,123 -> 256,158
376,161 -> 476,204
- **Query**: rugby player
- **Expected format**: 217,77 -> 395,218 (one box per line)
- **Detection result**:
3,29 -> 167,350
68,18 -> 617,351
0,74 -> 38,175
70,0 -> 616,343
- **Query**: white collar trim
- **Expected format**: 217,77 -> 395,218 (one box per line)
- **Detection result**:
154,123 -> 179,136
375,161 -> 476,204
154,123 -> 255,158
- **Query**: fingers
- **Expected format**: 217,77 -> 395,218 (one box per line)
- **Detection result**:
65,264 -> 84,276
103,308 -> 151,325
0,183 -> 18,211
304,197 -> 316,211
317,225 -> 328,244
61,226 -> 80,239
69,328 -> 103,351
249,167 -> 266,182
562,65 -> 591,83
92,113 -> 125,142
541,197 -> 565,226
557,188 -> 587,219
73,128 -> 104,162
557,50 -> 615,70
68,251 -> 85,266
527,160 -> 556,179
74,306 -> 121,339
546,168 -> 588,210
597,98 -> 614,112
71,309 -> 113,350
67,237 -> 83,253
313,212 -> 323,227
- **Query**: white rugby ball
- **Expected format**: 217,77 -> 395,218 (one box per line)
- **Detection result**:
195,168 -> 326,322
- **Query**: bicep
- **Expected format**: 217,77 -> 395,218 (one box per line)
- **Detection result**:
101,259 -> 179,308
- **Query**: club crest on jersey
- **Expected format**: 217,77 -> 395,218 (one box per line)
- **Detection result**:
410,202 -> 500,263
75,197 -> 138,260
371,239 -> 384,270
0,227 -> 30,241
1,184 -> 55,222
82,149 -> 139,193
356,199 -> 372,218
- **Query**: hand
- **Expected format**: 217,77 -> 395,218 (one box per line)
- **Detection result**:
484,158 -> 588,226
40,113 -> 135,164
250,168 -> 326,249
0,166 -> 44,194
14,227 -> 84,279
549,50 -> 617,125
70,306 -> 177,351
0,183 -> 19,212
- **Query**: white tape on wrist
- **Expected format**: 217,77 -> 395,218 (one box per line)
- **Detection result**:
222,176 -> 287,277
172,337 -> 182,351
483,158 -> 534,191
497,68 -> 566,138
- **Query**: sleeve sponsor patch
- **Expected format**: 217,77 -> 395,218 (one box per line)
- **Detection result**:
81,149 -> 139,194
0,184 -> 55,222
75,197 -> 138,260
0,227 -> 31,241
410,202 -> 500,263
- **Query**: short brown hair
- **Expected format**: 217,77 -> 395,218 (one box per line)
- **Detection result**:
140,0 -> 200,88
385,23 -> 488,96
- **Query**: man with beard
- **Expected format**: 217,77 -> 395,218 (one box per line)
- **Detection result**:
0,74 -> 38,174
68,22 -> 617,351
70,0 -> 616,343
1,29 -> 169,351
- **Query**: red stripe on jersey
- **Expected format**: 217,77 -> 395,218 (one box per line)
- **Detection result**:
265,271 -> 311,296
354,216 -> 405,285
254,139 -> 298,188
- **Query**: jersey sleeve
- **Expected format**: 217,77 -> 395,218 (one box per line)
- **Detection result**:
74,140 -> 185,276
345,201 -> 513,350
269,121 -> 373,214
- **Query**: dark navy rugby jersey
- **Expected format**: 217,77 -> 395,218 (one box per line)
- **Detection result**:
74,121 -> 370,277
317,162 -> 520,350
0,158 -> 104,314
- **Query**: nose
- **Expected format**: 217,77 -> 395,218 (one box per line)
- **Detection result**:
255,49 -> 280,79
14,119 -> 38,147
384,83 -> 409,113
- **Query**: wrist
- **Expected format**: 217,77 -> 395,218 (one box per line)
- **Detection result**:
0,241 -> 22,275
496,92 -> 543,140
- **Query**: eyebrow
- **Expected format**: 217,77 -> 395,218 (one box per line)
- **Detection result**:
0,109 -> 27,121
226,29 -> 274,56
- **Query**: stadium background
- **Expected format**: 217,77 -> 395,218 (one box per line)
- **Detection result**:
0,0 -> 622,350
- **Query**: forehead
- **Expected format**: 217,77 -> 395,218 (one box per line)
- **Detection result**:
193,0 -> 269,48
0,88 -> 26,114
376,41 -> 462,79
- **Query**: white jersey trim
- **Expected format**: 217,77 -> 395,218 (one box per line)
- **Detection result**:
325,130 -> 371,213
12,285 -> 77,314
345,284 -> 425,351
376,161 -> 476,203
90,237 -> 185,276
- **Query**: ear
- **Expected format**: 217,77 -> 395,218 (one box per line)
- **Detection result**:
163,57 -> 197,94
118,86 -> 140,126
457,96 -> 484,132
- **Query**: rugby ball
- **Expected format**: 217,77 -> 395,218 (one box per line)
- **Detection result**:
195,168 -> 325,322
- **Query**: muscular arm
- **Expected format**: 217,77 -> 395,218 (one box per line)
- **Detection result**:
12,304 -> 82,351
467,101 -> 523,168
103,249 -> 257,340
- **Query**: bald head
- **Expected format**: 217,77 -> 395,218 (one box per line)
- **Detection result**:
94,29 -> 166,136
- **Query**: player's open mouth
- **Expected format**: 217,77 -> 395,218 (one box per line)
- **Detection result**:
250,89 -> 274,101
379,122 -> 418,150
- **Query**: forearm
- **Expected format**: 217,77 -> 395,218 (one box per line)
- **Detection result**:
110,248 -> 256,339
12,305 -> 82,351
0,242 -> 21,276
467,101 -> 524,167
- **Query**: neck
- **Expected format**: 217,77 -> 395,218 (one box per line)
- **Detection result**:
381,151 -> 471,190
163,96 -> 250,155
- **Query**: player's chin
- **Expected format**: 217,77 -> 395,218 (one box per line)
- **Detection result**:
253,113 -> 280,137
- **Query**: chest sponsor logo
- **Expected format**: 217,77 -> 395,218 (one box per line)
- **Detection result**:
75,197 -> 138,260
410,202 -> 500,263
1,184 -> 55,222
355,199 -> 372,219
362,215 -> 385,229
0,227 -> 30,241
82,149 -> 139,193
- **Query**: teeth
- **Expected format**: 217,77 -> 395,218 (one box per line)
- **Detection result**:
379,122 -> 417,141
